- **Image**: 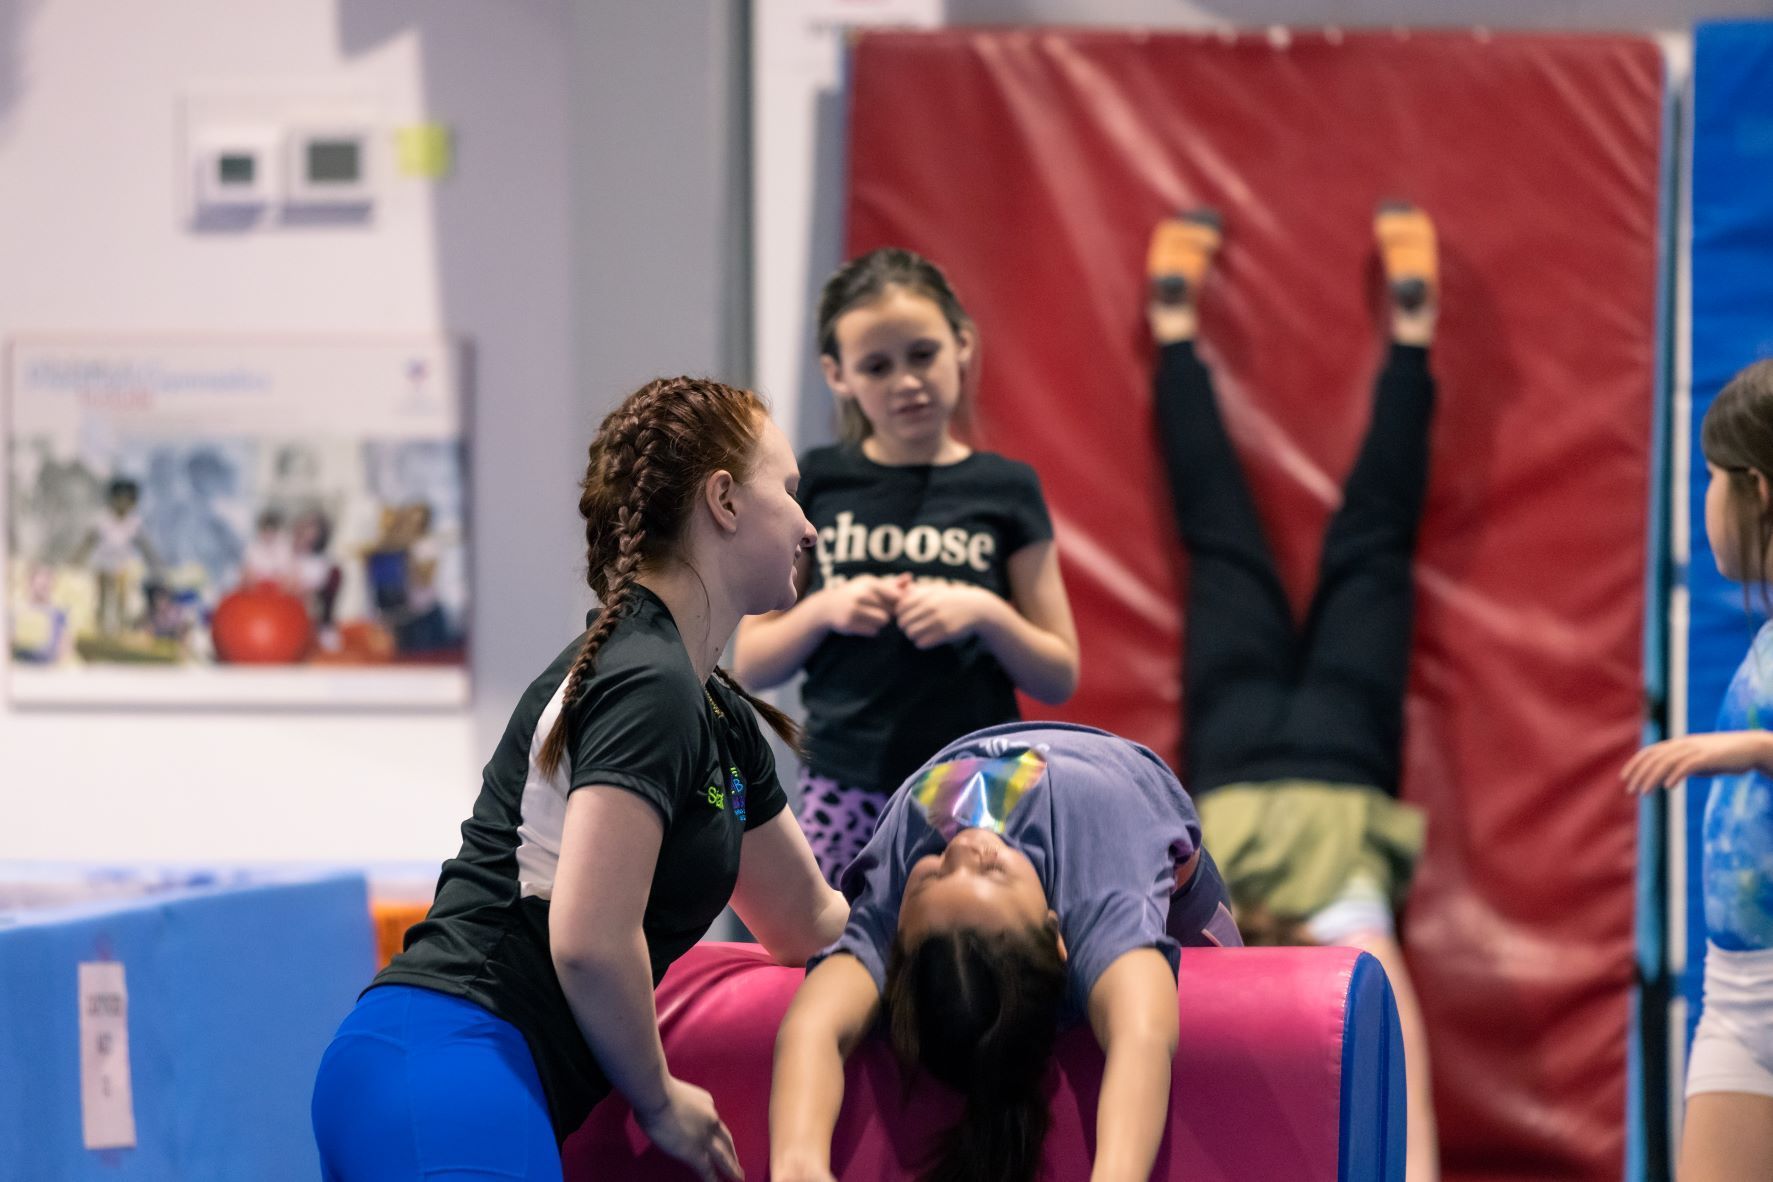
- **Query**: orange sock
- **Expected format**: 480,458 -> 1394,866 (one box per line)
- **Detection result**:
1374,201 -> 1437,311
1147,209 -> 1222,305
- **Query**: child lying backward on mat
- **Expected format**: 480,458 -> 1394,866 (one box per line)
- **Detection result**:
768,721 -> 1241,1182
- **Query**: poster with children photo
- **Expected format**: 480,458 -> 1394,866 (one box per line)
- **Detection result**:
5,338 -> 469,706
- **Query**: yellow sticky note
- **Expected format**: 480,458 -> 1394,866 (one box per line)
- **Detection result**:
396,123 -> 453,180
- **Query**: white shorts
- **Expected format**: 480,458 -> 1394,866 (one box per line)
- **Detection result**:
1687,943 -> 1773,1100
1304,872 -> 1396,946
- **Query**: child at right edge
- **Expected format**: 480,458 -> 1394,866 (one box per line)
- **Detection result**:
1626,358 -> 1773,1182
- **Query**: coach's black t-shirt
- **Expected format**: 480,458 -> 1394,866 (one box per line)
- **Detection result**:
797,443 -> 1053,795
372,586 -> 788,1141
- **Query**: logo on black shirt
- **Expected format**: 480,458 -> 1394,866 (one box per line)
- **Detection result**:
707,764 -> 747,822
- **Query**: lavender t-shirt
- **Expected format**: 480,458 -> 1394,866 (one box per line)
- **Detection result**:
810,721 -> 1202,1018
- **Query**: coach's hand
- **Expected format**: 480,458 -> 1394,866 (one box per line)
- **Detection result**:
636,1076 -> 743,1182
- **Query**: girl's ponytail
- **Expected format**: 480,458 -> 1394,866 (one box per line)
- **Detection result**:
883,923 -> 1067,1182
929,1070 -> 1050,1182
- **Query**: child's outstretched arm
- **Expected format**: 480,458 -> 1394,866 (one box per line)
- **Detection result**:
1622,730 -> 1773,794
769,953 -> 881,1182
1086,948 -> 1180,1182
894,539 -> 1080,703
731,554 -> 910,689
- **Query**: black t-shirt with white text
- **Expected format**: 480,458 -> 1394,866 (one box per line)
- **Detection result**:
371,586 -> 788,1141
797,444 -> 1053,794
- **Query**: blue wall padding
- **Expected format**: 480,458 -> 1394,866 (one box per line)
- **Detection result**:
0,874 -> 374,1180
1684,19 -> 1773,1026
1337,951 -> 1407,1182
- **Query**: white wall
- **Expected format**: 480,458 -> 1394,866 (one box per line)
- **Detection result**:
570,1 -> 745,396
0,0 -> 579,865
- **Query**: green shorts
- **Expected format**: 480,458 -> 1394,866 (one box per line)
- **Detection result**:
1198,781 -> 1426,928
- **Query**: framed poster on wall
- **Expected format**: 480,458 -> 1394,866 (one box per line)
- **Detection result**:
5,336 -> 470,706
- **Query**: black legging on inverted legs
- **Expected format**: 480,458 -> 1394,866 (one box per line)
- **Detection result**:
1156,341 -> 1435,796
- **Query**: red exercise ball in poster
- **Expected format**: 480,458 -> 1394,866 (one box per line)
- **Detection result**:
212,582 -> 313,664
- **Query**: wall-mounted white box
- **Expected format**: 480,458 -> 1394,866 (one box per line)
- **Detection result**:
180,88 -> 387,228
285,124 -> 378,207
190,129 -> 280,212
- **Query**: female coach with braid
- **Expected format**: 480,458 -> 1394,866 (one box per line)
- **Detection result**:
311,377 -> 848,1182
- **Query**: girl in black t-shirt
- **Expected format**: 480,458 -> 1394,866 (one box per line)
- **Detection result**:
733,249 -> 1081,883
312,377 -> 848,1182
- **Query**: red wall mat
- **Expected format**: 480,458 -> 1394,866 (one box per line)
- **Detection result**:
845,29 -> 1661,1181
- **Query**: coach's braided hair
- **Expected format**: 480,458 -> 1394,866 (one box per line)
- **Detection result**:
537,376 -> 802,776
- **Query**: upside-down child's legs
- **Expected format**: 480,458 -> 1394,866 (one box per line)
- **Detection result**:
1276,204 -> 1437,790
1149,212 -> 1300,793
1273,343 -> 1435,788
1161,202 -> 1443,1182
1302,203 -> 1439,1182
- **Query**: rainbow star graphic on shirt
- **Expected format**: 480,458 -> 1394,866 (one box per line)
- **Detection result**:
908,749 -> 1046,839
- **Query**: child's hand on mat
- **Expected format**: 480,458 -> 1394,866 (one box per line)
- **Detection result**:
636,1076 -> 744,1182
1622,731 -> 1773,794
894,582 -> 1002,649
823,573 -> 911,638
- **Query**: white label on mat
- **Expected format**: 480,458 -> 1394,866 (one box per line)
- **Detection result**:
78,961 -> 137,1149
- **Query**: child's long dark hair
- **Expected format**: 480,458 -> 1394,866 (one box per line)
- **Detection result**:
882,922 -> 1067,1182
1701,359 -> 1773,613
536,376 -> 802,775
816,247 -> 976,445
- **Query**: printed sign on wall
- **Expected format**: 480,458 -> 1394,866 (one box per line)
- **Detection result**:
6,337 -> 469,706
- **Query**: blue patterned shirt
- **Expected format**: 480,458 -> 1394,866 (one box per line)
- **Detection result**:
1705,620 -> 1773,951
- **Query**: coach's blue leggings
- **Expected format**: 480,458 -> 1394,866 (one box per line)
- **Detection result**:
312,985 -> 563,1181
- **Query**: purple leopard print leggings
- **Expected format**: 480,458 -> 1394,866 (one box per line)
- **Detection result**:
796,770 -> 888,886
